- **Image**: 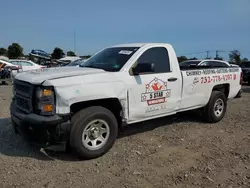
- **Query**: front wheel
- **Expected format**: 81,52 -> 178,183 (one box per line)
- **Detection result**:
203,91 -> 227,123
70,106 -> 118,159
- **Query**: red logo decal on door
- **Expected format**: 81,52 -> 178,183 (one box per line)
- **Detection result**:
141,77 -> 171,105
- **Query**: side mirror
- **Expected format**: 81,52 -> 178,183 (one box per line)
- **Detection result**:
132,63 -> 155,75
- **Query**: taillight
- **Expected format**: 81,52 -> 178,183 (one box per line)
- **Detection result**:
240,72 -> 243,85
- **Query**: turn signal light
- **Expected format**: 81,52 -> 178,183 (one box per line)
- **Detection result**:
42,104 -> 53,112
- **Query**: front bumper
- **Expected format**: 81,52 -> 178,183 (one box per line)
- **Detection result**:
10,101 -> 70,149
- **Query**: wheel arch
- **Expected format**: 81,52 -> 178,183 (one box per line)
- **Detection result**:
211,83 -> 230,99
70,98 -> 124,127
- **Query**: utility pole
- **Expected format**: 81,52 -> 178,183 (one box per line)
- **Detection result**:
74,31 -> 76,54
215,50 -> 219,59
206,51 -> 210,59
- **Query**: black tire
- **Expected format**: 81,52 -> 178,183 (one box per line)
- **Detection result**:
235,89 -> 242,98
203,91 -> 227,123
248,78 -> 250,86
70,106 -> 118,159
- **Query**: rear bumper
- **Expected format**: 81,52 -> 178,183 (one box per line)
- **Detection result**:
10,101 -> 70,149
235,89 -> 242,98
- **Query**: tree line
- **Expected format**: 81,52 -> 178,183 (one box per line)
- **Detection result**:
178,50 -> 249,64
0,43 -> 249,64
0,43 -> 79,60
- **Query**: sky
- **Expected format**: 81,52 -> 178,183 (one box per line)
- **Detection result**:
1,0 -> 250,60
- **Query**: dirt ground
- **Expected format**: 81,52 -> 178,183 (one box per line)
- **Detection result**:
0,84 -> 250,188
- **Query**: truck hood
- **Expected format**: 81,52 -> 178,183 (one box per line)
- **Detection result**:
15,67 -> 105,84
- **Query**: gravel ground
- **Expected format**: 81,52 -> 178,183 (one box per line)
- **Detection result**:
0,84 -> 250,188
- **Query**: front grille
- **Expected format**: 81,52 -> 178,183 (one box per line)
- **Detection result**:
15,84 -> 31,95
14,80 -> 34,113
16,96 -> 30,112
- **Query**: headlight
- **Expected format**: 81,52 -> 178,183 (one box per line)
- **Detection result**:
36,88 -> 53,98
36,87 -> 55,115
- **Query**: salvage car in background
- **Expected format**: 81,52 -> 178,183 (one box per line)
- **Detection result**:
9,59 -> 46,82
179,59 -> 233,69
66,58 -> 87,67
56,56 -> 82,66
0,59 -> 19,69
0,60 -> 19,79
240,61 -> 250,85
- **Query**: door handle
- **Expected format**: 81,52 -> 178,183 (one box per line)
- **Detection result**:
168,77 -> 177,82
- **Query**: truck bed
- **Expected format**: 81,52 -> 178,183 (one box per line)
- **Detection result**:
179,66 -> 241,111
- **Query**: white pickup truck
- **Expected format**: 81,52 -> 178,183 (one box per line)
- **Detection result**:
11,43 -> 243,159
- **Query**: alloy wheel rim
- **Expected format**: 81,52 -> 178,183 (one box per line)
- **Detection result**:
82,119 -> 110,151
214,99 -> 224,117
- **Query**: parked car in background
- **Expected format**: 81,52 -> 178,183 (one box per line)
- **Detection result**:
0,59 -> 19,69
65,58 -> 87,67
228,63 -> 239,67
9,59 -> 46,81
56,56 -> 82,66
9,59 -> 46,70
0,56 -> 9,61
0,59 -> 20,71
0,60 -> 19,79
240,61 -> 250,85
179,59 -> 232,69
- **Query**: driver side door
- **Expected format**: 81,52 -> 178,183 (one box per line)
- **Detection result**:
126,46 -> 181,122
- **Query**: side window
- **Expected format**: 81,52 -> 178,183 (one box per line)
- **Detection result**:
137,47 -> 170,73
10,61 -> 18,66
210,61 -> 229,67
14,61 -> 22,66
21,61 -> 32,66
200,61 -> 211,66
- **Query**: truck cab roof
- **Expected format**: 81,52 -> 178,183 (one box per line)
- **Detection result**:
111,43 -> 172,48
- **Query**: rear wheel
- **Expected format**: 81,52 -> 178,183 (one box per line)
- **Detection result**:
203,91 -> 227,123
248,78 -> 250,86
70,106 -> 118,159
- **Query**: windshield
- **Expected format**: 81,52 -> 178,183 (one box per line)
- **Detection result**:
179,60 -> 202,66
66,59 -> 83,66
241,62 -> 250,68
79,47 -> 139,71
